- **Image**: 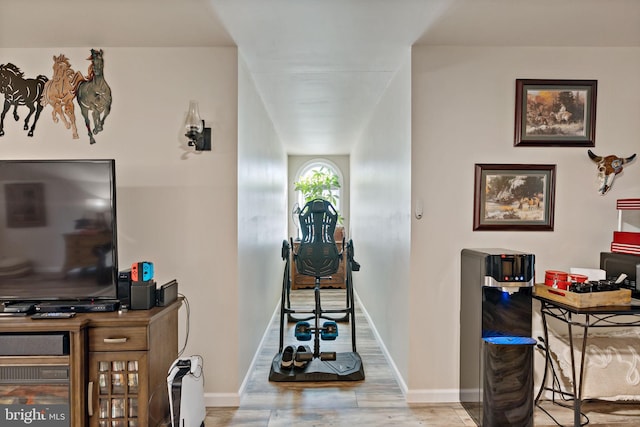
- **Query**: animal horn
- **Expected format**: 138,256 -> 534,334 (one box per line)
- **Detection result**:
623,154 -> 637,163
588,150 -> 602,162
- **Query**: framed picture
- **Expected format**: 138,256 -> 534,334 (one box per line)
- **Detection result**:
514,79 -> 597,147
5,183 -> 46,228
473,164 -> 556,231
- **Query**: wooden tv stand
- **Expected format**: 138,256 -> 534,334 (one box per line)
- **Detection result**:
0,300 -> 181,427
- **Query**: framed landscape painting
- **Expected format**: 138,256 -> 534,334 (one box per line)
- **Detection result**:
473,164 -> 556,231
514,79 -> 597,147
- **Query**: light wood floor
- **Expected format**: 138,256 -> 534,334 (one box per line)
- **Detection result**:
205,289 -> 640,426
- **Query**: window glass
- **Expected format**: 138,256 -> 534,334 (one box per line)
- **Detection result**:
295,161 -> 342,212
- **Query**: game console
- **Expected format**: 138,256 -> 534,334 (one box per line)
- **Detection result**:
131,261 -> 154,282
157,279 -> 178,306
167,355 -> 205,427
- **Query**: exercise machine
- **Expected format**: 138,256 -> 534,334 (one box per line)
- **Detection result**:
269,199 -> 364,382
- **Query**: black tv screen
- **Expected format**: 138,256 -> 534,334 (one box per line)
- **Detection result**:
0,159 -> 118,302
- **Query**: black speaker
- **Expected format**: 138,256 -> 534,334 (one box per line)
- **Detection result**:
118,269 -> 132,308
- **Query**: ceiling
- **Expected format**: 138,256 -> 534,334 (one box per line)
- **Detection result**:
2,0 -> 639,155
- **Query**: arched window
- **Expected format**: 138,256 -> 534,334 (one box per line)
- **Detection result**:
294,159 -> 343,212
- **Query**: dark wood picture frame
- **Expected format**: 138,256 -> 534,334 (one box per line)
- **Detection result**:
473,164 -> 556,231
514,79 -> 597,147
5,182 -> 46,228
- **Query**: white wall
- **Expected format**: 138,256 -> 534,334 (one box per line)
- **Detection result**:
409,46 -> 640,401
0,47 -> 244,398
351,53 -> 412,383
236,55 -> 288,400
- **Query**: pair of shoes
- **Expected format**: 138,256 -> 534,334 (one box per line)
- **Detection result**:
281,345 -> 313,369
281,345 -> 295,369
294,345 -> 312,369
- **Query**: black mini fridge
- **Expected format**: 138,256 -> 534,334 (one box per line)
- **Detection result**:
460,248 -> 536,427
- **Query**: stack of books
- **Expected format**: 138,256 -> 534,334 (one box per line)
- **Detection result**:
611,198 -> 640,255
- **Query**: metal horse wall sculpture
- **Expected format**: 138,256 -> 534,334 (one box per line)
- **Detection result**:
0,63 -> 48,137
41,54 -> 87,139
77,49 -> 112,144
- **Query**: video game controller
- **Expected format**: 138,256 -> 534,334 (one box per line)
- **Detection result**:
131,261 -> 154,282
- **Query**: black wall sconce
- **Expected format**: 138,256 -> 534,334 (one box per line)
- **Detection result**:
184,101 -> 211,151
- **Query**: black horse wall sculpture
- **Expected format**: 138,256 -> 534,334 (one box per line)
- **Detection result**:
76,49 -> 112,144
0,63 -> 48,137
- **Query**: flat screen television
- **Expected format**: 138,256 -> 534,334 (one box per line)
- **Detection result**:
0,159 -> 118,302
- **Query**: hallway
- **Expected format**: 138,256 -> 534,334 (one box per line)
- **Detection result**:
205,288 -> 472,425
203,289 -> 640,426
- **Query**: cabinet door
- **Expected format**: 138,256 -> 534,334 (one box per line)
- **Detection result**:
88,351 -> 148,427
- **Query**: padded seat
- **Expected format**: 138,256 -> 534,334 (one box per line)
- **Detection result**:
294,199 -> 341,278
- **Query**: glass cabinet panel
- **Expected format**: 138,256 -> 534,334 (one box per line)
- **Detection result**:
99,373 -> 109,394
128,398 -> 138,418
99,398 -> 109,419
89,352 -> 147,427
111,398 -> 125,418
127,373 -> 139,394
112,373 -> 125,394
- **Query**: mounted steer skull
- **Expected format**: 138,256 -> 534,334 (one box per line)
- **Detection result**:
588,149 -> 636,195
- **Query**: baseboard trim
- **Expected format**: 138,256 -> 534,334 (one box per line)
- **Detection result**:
204,393 -> 240,407
353,291 -> 408,396
355,292 -> 460,404
405,389 -> 460,403
237,301 -> 280,400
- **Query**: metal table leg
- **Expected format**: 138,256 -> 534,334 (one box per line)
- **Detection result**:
567,313 -> 590,426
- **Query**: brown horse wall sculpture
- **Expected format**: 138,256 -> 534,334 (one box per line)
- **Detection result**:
41,54 -> 87,139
